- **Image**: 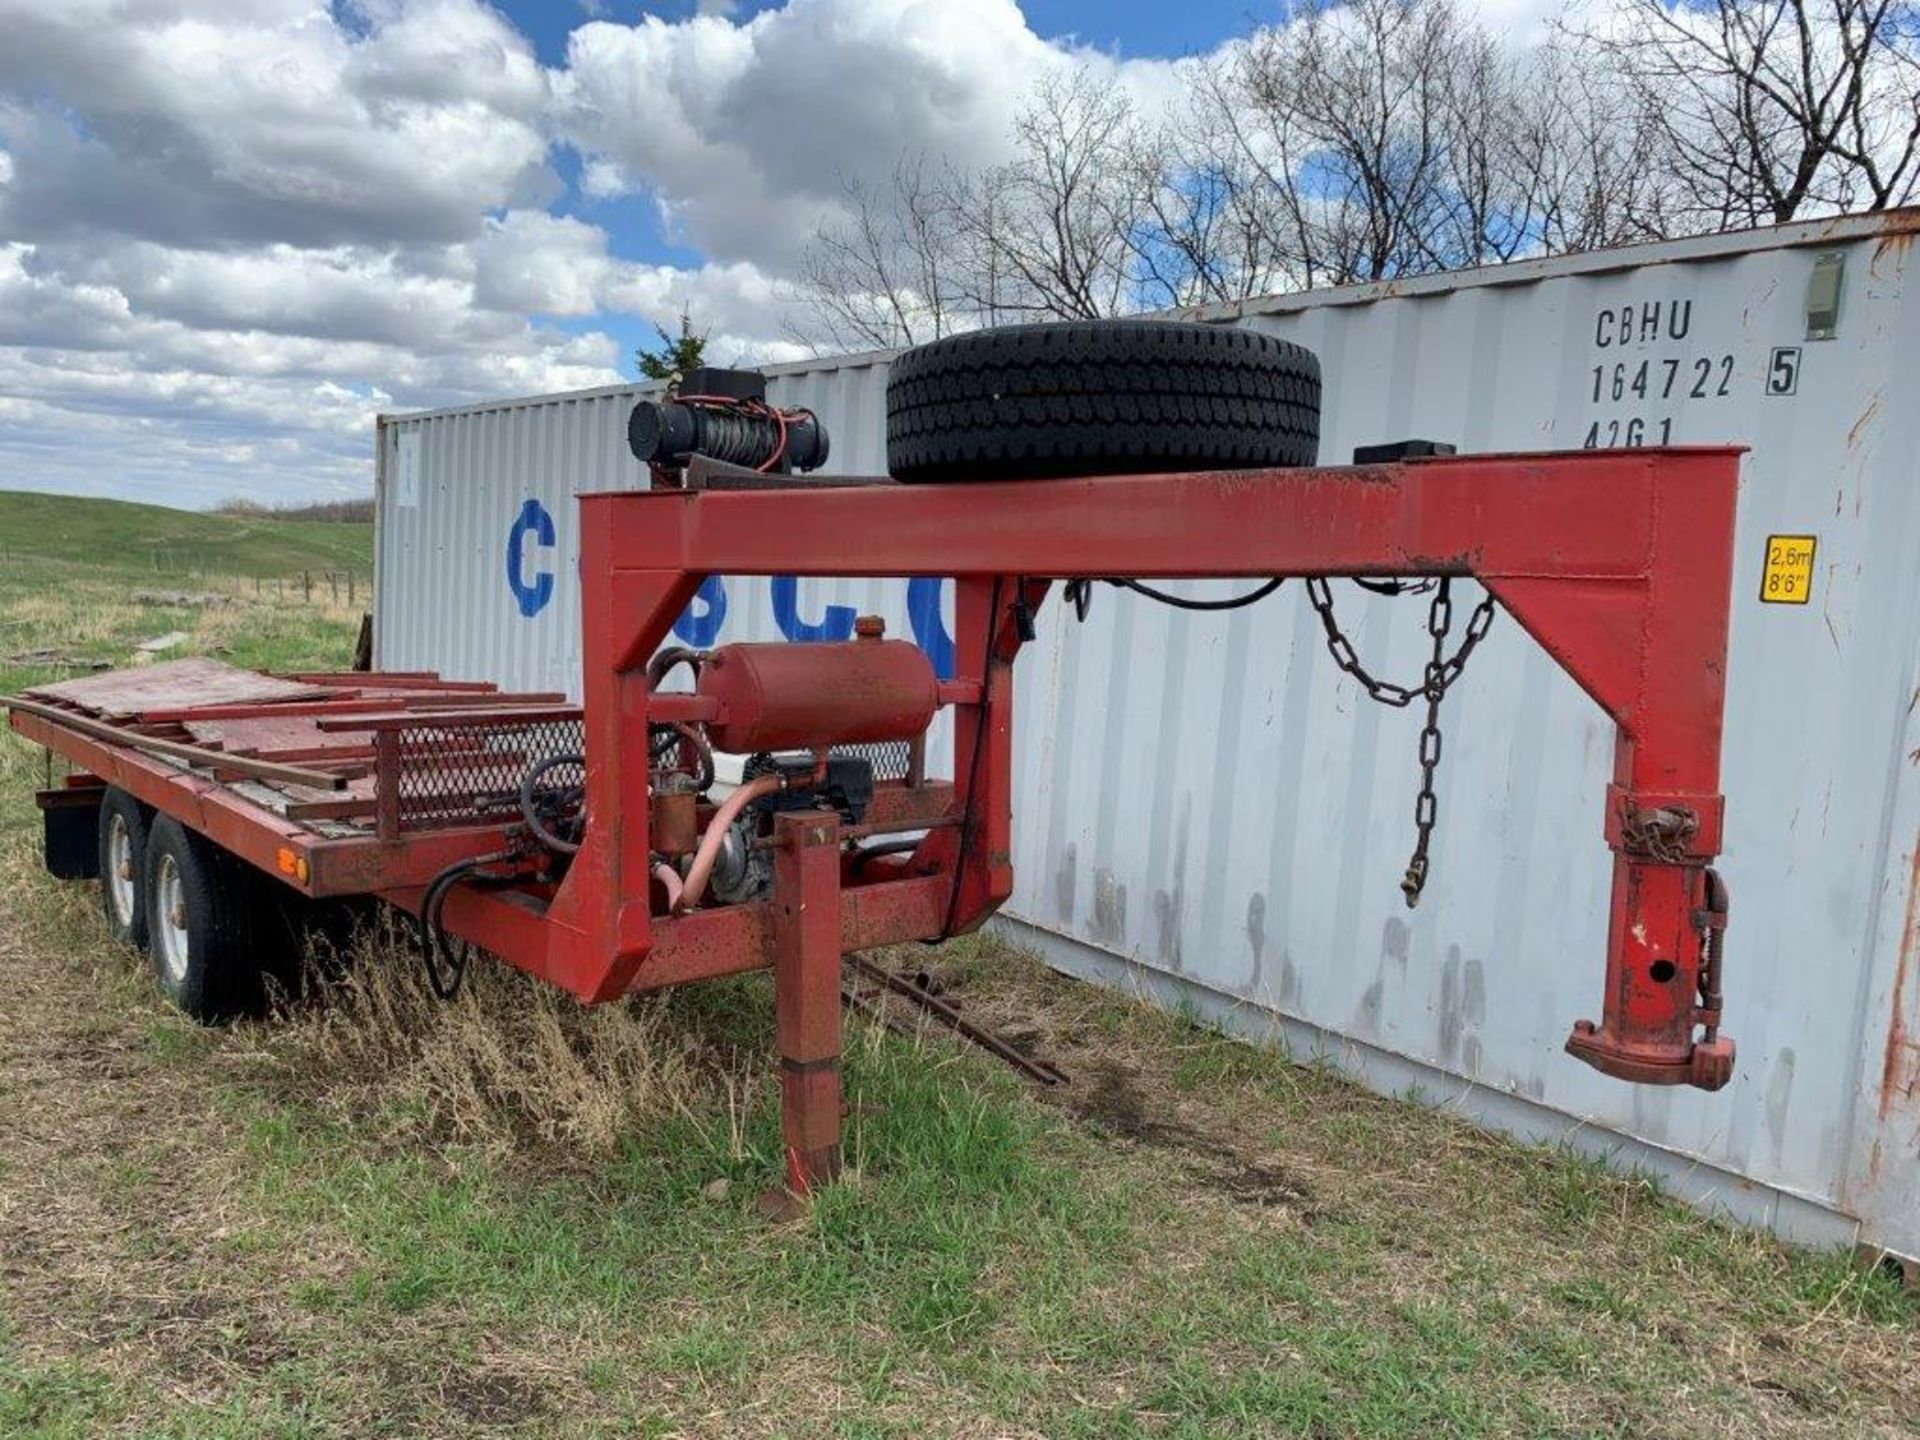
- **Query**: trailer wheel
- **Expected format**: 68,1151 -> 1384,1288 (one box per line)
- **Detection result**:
885,319 -> 1321,483
143,815 -> 267,1022
98,788 -> 150,952
249,885 -> 370,1003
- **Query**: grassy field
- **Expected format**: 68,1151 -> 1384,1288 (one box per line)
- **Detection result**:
0,491 -> 372,695
0,490 -> 373,576
0,506 -> 1916,1437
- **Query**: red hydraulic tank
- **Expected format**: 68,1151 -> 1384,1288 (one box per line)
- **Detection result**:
696,623 -> 938,754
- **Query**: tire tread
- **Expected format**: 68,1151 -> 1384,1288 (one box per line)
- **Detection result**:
144,815 -> 268,1023
886,320 -> 1320,482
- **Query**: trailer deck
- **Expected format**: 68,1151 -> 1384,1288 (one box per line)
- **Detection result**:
10,657 -> 580,893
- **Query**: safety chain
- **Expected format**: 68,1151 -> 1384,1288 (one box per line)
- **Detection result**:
1304,576 -> 1497,907
1618,801 -> 1700,865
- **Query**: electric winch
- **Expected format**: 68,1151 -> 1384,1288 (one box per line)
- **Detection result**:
627,366 -> 829,477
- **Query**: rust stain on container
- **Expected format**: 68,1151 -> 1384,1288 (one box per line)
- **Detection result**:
1849,393 -> 1883,450
1878,835 -> 1920,1119
1872,209 -> 1920,270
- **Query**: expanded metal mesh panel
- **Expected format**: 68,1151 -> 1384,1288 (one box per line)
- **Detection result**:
832,740 -> 912,782
393,718 -> 584,831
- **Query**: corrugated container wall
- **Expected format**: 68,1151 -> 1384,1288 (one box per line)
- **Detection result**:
376,212 -> 1920,1260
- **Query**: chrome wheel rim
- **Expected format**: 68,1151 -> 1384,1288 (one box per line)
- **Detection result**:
153,853 -> 189,986
107,813 -> 137,930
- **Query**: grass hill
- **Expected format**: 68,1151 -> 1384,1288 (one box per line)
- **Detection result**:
0,490 -> 373,578
0,490 -> 373,691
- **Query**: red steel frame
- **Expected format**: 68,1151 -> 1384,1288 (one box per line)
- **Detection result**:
10,447 -> 1742,1201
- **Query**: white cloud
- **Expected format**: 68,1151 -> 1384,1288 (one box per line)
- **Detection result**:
0,0 -> 597,503
550,0 -> 1182,269
0,0 -> 1215,506
0,0 -> 553,250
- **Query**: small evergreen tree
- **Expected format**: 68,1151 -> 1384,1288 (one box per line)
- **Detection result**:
636,313 -> 708,384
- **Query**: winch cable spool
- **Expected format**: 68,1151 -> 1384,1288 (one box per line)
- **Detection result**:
628,392 -> 829,474
1064,570 -> 1497,907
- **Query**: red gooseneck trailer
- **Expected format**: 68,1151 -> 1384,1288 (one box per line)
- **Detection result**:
8,442 -> 1741,1201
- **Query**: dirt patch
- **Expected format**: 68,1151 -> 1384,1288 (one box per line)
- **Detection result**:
1063,1058 -> 1315,1212
441,1368 -> 547,1424
861,952 -> 1322,1219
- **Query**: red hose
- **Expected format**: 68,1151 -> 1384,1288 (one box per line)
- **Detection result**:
672,775 -> 782,913
653,861 -> 685,912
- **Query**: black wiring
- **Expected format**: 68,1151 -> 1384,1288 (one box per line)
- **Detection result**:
852,837 -> 923,872
1067,576 -> 1285,620
1351,577 -> 1438,597
647,646 -> 705,687
1113,576 -> 1285,610
648,721 -> 715,791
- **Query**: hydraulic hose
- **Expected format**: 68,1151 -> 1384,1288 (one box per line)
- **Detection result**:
518,752 -> 585,856
672,775 -> 783,914
416,849 -> 515,1000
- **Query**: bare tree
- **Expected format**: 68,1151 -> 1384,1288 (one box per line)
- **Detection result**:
1125,62 -> 1300,305
1567,0 -> 1920,228
1238,0 -> 1468,283
795,0 -> 1916,352
798,156 -> 965,352
943,69 -> 1153,321
1508,41 -> 1682,253
1193,0 -> 1565,287
799,71 -> 1169,340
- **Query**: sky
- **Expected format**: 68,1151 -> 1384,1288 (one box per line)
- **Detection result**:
0,0 -> 1546,509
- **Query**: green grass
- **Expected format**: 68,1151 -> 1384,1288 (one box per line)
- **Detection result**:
0,490 -> 371,578
0,557 -> 1915,1437
0,489 -> 371,693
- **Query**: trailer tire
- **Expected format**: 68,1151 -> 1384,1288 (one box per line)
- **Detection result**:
98,788 -> 151,952
249,886 -> 370,1004
885,320 -> 1321,483
143,815 -> 267,1023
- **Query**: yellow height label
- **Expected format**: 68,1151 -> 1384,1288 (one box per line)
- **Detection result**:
1760,534 -> 1817,605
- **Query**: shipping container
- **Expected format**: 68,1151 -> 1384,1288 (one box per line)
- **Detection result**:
376,209 -> 1920,1261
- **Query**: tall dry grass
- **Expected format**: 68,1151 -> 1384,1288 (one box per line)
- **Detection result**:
267,916 -> 769,1160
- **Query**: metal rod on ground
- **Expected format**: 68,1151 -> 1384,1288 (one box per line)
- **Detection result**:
848,955 -> 1069,1086
841,984 -> 916,1037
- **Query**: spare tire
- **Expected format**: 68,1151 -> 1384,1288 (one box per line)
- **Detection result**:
885,319 -> 1320,483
